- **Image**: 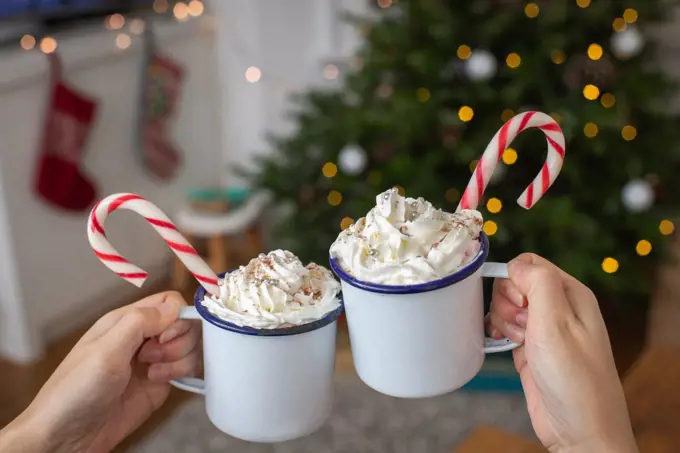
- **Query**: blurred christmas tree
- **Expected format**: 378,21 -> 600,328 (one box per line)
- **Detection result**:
244,0 -> 680,303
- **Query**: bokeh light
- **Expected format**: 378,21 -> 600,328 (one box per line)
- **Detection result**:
502,148 -> 518,165
636,240 -> 652,256
486,198 -> 502,213
602,257 -> 619,274
483,221 -> 498,236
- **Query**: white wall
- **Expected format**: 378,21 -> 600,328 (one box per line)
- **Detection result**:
0,16 -> 222,362
213,0 -> 372,184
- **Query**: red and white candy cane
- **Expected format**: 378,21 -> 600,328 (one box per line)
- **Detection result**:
87,193 -> 220,296
457,111 -> 565,211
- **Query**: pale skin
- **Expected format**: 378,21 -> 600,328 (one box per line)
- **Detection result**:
0,255 -> 637,452
487,253 -> 638,453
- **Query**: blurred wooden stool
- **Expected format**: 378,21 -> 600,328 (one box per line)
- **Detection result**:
173,189 -> 270,290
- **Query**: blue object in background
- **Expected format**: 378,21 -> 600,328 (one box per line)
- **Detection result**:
35,0 -> 67,12
188,187 -> 252,208
0,0 -> 33,15
462,355 -> 524,393
0,1 -> 155,18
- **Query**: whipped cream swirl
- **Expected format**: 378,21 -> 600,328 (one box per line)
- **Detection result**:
329,189 -> 484,285
202,250 -> 341,329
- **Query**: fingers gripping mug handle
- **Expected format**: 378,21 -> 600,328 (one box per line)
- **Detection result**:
481,262 -> 522,354
169,306 -> 205,395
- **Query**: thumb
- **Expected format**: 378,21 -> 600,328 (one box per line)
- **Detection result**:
508,255 -> 573,325
102,297 -> 183,357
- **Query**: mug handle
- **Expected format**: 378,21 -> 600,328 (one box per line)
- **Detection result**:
168,306 -> 206,395
481,262 -> 523,354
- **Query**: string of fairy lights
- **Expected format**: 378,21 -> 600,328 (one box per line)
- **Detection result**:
320,0 -> 676,275
16,0 -> 206,54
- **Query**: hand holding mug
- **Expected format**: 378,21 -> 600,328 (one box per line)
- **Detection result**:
488,254 -> 637,453
0,291 -> 200,453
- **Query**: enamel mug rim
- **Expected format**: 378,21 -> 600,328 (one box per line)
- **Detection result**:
193,271 -> 345,337
329,233 -> 491,294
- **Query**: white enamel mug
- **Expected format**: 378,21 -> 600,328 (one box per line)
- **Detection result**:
170,272 -> 344,443
329,233 -> 520,398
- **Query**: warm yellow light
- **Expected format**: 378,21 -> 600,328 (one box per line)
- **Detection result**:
483,220 -> 498,236
457,45 -> 472,60
115,33 -> 132,50
188,0 -> 204,17
621,125 -> 637,141
660,220 -> 675,236
458,106 -> 474,122
487,198 -> 503,214
602,257 -> 619,274
322,162 -> 338,178
501,109 -> 515,122
153,0 -> 169,13
601,93 -> 616,108
323,64 -> 339,80
576,0 -> 590,7
550,49 -> 566,64
340,217 -> 355,230
417,88 -> 431,102
445,188 -> 460,203
587,43 -> 603,60
245,66 -> 261,83
506,53 -> 521,68
623,8 -> 638,24
636,240 -> 652,256
377,0 -> 392,8
20,34 -> 35,50
613,17 -> 626,32
368,171 -> 382,185
583,84 -> 600,100
106,13 -> 125,30
129,18 -> 145,35
395,185 -> 405,196
469,160 -> 478,173
524,3 -> 539,18
583,122 -> 599,138
502,148 -> 518,165
327,190 -> 343,206
39,37 -> 57,54
550,112 -> 562,124
173,2 -> 189,20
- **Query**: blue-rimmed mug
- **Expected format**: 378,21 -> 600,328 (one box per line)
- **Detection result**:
329,233 -> 519,399
170,271 -> 345,443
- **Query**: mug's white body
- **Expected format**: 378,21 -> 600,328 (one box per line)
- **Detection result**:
342,267 -> 485,398
201,320 -> 337,442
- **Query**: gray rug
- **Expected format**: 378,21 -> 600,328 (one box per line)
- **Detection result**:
132,373 -> 535,453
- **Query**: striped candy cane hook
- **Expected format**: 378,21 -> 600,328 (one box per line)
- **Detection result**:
457,111 -> 566,211
87,193 -> 220,296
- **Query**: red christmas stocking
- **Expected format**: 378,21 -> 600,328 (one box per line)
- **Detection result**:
139,28 -> 183,180
34,54 -> 98,212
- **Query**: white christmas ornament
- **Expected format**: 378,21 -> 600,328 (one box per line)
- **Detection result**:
621,179 -> 654,212
490,162 -> 507,184
465,50 -> 497,81
611,26 -> 644,59
338,144 -> 368,175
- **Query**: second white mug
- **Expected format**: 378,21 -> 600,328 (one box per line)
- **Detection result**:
330,232 -> 519,398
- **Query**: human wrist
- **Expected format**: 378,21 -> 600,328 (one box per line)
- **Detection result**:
552,437 -> 638,453
0,413 -> 59,453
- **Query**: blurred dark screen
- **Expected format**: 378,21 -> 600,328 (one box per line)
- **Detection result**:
1,1 -> 129,18
0,0 -> 161,44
